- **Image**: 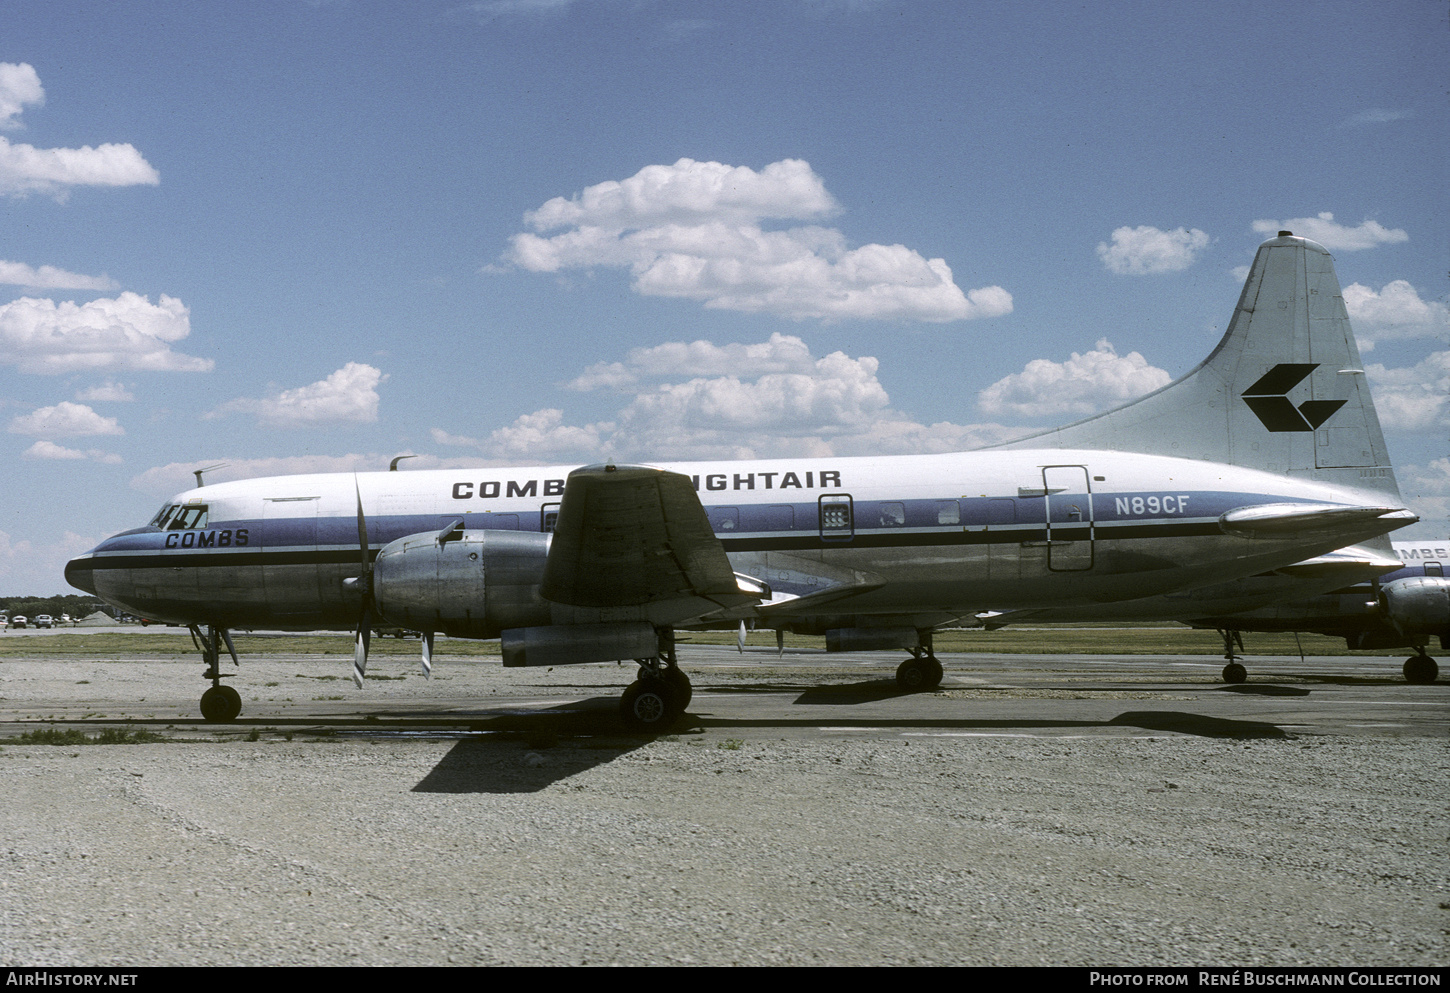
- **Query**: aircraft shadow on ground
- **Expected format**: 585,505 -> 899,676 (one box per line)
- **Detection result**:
412,736 -> 650,794
687,711 -> 1291,740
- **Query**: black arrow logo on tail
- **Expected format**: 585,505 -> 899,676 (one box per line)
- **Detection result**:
1241,363 -> 1346,432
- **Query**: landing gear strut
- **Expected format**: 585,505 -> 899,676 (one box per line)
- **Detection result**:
619,629 -> 692,731
1403,650 -> 1439,685
896,634 -> 944,692
191,624 -> 241,722
1217,628 -> 1247,684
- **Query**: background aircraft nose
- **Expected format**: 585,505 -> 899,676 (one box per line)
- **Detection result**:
65,556 -> 97,595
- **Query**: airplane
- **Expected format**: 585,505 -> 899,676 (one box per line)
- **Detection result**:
976,538 -> 1447,684
1184,539 -> 1447,683
65,232 -> 1418,728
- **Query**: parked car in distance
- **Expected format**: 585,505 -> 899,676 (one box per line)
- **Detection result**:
34,614 -> 54,628
10,615 -> 27,628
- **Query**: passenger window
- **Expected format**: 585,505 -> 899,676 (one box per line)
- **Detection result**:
936,501 -> 960,525
541,503 -> 561,533
879,502 -> 905,527
820,498 -> 852,532
1426,562 -> 1444,577
711,507 -> 739,531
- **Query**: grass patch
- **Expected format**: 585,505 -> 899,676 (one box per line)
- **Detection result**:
8,727 -> 168,745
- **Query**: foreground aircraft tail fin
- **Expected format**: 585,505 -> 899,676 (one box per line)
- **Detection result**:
998,232 -> 1401,500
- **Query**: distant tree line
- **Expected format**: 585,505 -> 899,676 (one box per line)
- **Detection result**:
0,595 -> 112,621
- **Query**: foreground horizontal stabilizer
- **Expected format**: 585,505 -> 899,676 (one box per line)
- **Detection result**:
1219,503 -> 1416,540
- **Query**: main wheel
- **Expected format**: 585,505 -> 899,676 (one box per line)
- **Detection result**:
923,656 -> 944,689
896,657 -> 932,692
1403,655 -> 1439,685
664,668 -> 693,709
620,680 -> 680,731
200,684 -> 242,723
1222,662 -> 1247,684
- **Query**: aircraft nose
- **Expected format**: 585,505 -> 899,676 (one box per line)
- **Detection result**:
65,554 -> 97,595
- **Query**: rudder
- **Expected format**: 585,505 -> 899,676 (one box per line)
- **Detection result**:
997,232 -> 1400,500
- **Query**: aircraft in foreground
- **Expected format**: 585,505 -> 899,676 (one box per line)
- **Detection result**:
66,233 -> 1417,727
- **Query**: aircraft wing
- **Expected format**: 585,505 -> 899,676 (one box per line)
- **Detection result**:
541,464 -> 762,621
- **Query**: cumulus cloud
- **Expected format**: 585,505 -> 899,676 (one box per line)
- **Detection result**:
0,63 -> 43,129
1096,226 -> 1210,275
434,335 -> 1023,463
0,63 -> 159,199
0,528 -> 98,595
0,259 -> 119,291
0,137 -> 159,199
1365,351 -> 1449,432
977,339 -> 1171,419
75,381 -> 134,402
1398,459 -> 1450,523
566,332 -> 817,390
1341,108 -> 1412,127
505,158 -> 1012,323
9,401 -> 123,439
1251,213 -> 1407,251
0,293 -> 210,374
209,363 -> 387,428
1342,280 -> 1449,349
21,440 -> 121,463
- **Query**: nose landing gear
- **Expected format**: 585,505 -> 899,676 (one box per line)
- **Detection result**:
190,624 -> 242,722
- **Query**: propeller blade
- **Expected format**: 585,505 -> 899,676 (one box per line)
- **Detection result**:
737,621 -> 746,653
220,628 -> 240,667
352,475 -> 373,688
776,628 -> 784,656
420,631 -> 434,678
353,603 -> 371,688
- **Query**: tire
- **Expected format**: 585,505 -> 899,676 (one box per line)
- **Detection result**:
896,657 -> 930,692
200,684 -> 242,723
620,680 -> 679,731
1403,655 -> 1438,685
1222,662 -> 1247,684
665,668 -> 693,709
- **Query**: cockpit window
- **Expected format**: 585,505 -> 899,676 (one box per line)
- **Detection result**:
161,505 -> 209,530
149,504 -> 176,528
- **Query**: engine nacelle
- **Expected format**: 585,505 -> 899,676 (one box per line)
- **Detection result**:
372,529 -> 553,638
1381,576 -> 1450,638
825,627 -> 919,652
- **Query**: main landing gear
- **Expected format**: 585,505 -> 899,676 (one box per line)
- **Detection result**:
619,630 -> 693,732
190,624 -> 242,723
1403,650 -> 1439,685
896,638 -> 944,692
1217,628 -> 1248,684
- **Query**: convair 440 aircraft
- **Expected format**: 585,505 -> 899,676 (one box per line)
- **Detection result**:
66,233 -> 1417,727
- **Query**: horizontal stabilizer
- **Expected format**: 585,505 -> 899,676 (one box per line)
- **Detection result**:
1219,503 -> 1416,540
1271,543 -> 1407,579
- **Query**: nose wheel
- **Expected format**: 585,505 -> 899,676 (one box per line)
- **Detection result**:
1218,629 -> 1248,683
191,624 -> 242,723
200,684 -> 242,723
1403,652 -> 1439,685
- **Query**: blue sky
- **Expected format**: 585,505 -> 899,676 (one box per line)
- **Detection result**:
2,0 -> 1446,593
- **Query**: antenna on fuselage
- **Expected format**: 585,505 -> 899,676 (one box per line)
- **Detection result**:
193,464 -> 227,488
389,455 -> 417,471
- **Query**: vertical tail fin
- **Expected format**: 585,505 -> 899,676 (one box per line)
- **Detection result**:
1000,232 -> 1401,500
